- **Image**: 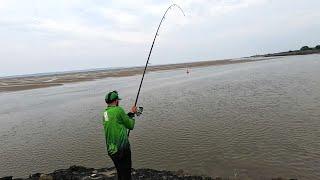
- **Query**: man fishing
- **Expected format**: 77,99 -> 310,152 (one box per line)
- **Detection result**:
102,91 -> 137,180
101,5 -> 184,180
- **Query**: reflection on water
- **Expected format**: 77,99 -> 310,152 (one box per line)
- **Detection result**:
0,55 -> 320,179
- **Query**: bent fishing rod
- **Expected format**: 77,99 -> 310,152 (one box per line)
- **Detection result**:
128,4 -> 185,136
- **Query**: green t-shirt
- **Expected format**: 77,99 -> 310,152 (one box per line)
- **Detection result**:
102,105 -> 135,155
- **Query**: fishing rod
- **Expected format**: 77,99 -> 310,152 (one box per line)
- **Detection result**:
128,4 -> 185,136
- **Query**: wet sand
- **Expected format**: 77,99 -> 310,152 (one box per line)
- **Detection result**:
0,57 -> 275,92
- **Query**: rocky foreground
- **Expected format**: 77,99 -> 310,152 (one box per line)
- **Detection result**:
0,166 -> 213,180
0,166 -> 297,180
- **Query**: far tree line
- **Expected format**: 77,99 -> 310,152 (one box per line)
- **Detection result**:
300,45 -> 320,51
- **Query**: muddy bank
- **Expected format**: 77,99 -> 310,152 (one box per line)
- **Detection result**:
0,57 -> 275,92
0,166 -> 297,180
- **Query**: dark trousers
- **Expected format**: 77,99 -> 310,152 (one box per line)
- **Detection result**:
109,147 -> 132,180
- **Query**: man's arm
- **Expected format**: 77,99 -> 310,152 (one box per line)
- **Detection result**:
119,107 -> 135,130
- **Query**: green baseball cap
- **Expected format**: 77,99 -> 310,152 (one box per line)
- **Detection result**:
105,91 -> 121,103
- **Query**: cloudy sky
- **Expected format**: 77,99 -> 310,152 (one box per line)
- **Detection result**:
1,0 -> 319,76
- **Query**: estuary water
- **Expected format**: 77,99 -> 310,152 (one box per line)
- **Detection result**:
0,55 -> 319,179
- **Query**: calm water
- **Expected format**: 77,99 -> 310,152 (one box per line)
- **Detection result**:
1,55 -> 319,179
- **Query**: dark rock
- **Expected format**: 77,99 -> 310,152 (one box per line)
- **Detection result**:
38,174 -> 52,180
25,173 -> 42,180
69,165 -> 93,173
176,169 -> 184,177
2,166 -> 297,180
0,176 -> 13,180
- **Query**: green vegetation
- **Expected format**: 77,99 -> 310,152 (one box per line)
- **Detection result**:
300,46 -> 311,51
300,45 -> 320,51
253,44 -> 320,57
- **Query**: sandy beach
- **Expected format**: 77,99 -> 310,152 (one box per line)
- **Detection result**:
0,57 -> 275,92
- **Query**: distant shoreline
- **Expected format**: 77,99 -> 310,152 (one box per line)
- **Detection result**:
252,48 -> 320,58
0,57 -> 279,93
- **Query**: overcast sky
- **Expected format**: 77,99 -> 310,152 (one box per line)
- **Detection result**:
1,0 -> 319,76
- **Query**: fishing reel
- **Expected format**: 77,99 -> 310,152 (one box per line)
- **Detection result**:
135,107 -> 144,116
